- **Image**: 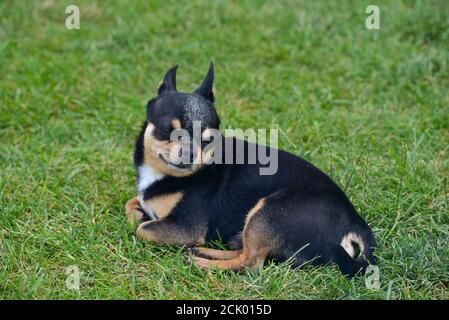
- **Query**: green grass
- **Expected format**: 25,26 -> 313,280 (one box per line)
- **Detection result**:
1,0 -> 448,299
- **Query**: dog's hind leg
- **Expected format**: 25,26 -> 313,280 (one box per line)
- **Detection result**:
190,247 -> 242,260
191,198 -> 274,271
191,247 -> 270,271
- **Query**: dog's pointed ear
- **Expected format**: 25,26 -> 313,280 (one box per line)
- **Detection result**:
157,65 -> 178,94
194,62 -> 214,103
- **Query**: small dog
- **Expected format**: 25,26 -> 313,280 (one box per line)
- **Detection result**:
125,63 -> 376,277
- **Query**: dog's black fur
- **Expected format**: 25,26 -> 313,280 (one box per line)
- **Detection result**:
128,63 -> 376,277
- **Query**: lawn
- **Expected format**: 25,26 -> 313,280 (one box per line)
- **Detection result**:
0,0 -> 448,299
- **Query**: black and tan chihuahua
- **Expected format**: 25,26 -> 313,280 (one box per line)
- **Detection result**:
125,63 -> 376,277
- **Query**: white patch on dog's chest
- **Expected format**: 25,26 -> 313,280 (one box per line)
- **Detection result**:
137,164 -> 164,220
137,164 -> 164,192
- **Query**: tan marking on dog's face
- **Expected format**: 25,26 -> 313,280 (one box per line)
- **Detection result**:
144,192 -> 183,219
142,124 -> 172,174
143,124 -> 196,177
202,128 -> 213,140
171,119 -> 181,129
143,123 -> 214,177
340,232 -> 364,258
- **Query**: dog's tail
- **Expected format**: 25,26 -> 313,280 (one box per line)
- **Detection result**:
330,228 -> 377,278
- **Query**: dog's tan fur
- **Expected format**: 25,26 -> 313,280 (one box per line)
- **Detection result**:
144,192 -> 183,219
191,197 -> 275,270
136,219 -> 206,246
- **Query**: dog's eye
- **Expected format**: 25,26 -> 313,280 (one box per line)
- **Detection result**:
159,126 -> 171,134
157,123 -> 173,134
154,125 -> 173,141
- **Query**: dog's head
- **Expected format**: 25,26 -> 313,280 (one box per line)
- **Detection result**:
143,63 -> 221,177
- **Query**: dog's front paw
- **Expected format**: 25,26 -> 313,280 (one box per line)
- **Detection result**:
125,197 -> 145,224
